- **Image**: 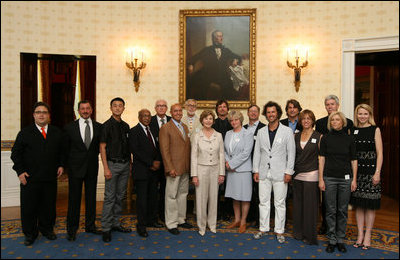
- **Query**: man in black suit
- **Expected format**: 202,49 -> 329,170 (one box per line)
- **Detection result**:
11,102 -> 64,246
64,100 -> 102,241
280,99 -> 303,134
243,104 -> 266,227
129,109 -> 164,237
187,30 -> 241,100
149,99 -> 171,222
212,100 -> 233,220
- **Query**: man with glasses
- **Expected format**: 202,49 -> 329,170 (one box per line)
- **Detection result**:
150,99 -> 171,223
11,102 -> 65,246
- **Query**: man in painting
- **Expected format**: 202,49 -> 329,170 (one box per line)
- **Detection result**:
187,30 -> 242,100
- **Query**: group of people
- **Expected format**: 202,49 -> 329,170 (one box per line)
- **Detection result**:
11,95 -> 383,254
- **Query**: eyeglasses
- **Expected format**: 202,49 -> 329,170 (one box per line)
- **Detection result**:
186,104 -> 196,108
34,111 -> 49,115
156,105 -> 167,108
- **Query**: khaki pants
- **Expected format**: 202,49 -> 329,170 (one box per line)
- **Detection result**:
195,164 -> 219,234
165,173 -> 189,229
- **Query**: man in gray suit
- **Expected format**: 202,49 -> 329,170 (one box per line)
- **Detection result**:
252,101 -> 295,244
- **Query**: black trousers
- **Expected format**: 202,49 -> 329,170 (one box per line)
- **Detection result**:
135,173 -> 159,228
67,174 -> 98,233
157,171 -> 166,221
20,180 -> 57,238
247,179 -> 259,223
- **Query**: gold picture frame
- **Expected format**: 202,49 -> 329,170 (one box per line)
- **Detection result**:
179,9 -> 256,109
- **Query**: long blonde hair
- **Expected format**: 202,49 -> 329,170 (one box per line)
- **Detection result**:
354,104 -> 376,127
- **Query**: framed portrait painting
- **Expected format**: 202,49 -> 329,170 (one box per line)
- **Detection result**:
179,9 -> 256,109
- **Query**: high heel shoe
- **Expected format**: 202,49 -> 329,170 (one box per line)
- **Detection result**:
226,222 -> 240,229
353,242 -> 362,248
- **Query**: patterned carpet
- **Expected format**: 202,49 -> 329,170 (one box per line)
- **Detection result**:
1,214 -> 399,259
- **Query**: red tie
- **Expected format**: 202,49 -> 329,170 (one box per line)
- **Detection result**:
41,127 -> 47,139
146,126 -> 155,148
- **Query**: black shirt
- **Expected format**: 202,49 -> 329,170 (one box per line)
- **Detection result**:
268,125 -> 279,147
100,116 -> 130,161
319,129 -> 357,178
316,115 -> 354,135
212,117 -> 233,140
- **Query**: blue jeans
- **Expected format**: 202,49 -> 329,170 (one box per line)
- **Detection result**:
324,176 -> 352,245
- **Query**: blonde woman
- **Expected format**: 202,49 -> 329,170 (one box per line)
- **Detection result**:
350,104 -> 383,250
224,110 -> 254,233
191,110 -> 225,236
319,111 -> 357,254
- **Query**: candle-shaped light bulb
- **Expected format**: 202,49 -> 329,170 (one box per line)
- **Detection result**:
287,49 -> 289,62
296,47 -> 298,58
306,49 -> 308,61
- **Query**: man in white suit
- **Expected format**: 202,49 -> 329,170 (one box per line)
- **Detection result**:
252,101 -> 295,243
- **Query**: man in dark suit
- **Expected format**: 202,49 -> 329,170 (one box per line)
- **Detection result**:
149,99 -> 171,222
64,100 -> 102,241
212,100 -> 233,220
243,104 -> 266,227
280,99 -> 303,134
129,109 -> 164,237
187,30 -> 241,100
315,94 -> 354,235
11,102 -> 64,246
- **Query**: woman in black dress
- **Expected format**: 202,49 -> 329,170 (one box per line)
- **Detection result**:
350,104 -> 383,250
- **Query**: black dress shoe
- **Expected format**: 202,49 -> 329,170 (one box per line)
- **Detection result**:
337,243 -> 347,253
102,231 -> 111,242
168,228 -> 180,235
67,232 -> 76,241
43,232 -> 57,240
147,222 -> 164,228
137,228 -> 148,237
178,222 -> 193,229
85,228 -> 102,235
111,225 -> 132,233
24,237 -> 35,246
326,243 -> 336,253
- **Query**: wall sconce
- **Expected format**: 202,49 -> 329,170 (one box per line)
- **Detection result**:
287,47 -> 308,92
125,48 -> 146,92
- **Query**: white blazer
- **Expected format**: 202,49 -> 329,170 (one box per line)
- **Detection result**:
224,127 -> 254,172
252,123 -> 295,181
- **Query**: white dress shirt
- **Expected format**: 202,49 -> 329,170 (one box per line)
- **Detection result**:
79,117 -> 93,142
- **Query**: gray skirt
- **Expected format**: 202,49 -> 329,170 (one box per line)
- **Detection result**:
224,171 -> 252,201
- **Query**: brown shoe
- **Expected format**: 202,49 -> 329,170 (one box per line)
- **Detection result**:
238,223 -> 247,233
226,222 -> 240,229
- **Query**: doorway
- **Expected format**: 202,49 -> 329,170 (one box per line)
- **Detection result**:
355,51 -> 399,199
20,53 -> 96,129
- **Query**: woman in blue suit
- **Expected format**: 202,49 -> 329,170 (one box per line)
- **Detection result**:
224,110 -> 254,233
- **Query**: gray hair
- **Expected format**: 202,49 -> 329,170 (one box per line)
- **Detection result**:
324,94 -> 339,105
185,99 -> 197,106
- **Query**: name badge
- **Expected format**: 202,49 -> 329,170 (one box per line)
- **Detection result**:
345,174 -> 350,180
354,130 -> 359,135
254,135 -> 257,141
156,137 -> 159,142
276,138 -> 282,143
311,138 -> 317,143
294,129 -> 300,134
235,138 -> 240,142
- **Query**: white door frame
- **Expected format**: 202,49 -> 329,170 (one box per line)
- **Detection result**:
341,35 -> 399,119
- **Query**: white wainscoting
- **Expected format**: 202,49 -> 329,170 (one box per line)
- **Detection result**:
1,151 -> 105,207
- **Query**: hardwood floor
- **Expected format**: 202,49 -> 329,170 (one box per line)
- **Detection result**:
2,180 -> 399,233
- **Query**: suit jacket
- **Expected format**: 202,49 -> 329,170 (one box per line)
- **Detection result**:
150,115 -> 171,143
129,123 -> 162,181
159,120 -> 191,176
224,127 -> 254,172
64,119 -> 102,178
280,118 -> 303,133
191,130 -> 225,177
11,124 -> 64,182
253,123 -> 296,181
244,121 -> 266,159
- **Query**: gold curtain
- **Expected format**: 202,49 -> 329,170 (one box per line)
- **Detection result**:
38,59 -> 51,106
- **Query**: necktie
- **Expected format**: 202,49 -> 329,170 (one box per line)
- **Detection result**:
178,124 -> 185,139
84,120 -> 91,149
188,118 -> 193,132
41,127 -> 46,139
146,126 -> 156,148
161,118 -> 165,126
